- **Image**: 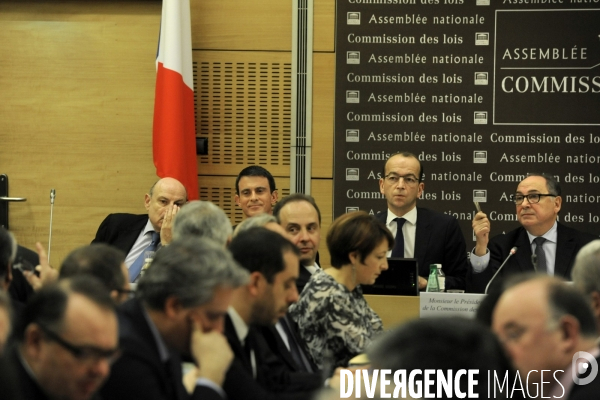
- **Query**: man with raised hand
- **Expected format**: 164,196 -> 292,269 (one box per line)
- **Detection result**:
469,173 -> 596,293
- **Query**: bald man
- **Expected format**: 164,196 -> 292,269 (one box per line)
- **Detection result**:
493,276 -> 600,399
92,177 -> 187,281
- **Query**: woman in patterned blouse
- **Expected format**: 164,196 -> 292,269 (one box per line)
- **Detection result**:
288,211 -> 394,369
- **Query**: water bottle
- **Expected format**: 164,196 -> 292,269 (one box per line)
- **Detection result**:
435,264 -> 445,292
425,264 -> 440,292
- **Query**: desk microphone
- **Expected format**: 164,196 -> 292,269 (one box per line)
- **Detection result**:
485,247 -> 518,294
531,253 -> 538,272
48,189 -> 55,262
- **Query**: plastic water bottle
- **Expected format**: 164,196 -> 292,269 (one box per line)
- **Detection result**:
425,264 -> 440,292
435,264 -> 445,292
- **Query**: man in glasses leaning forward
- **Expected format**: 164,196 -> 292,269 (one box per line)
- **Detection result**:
469,173 -> 597,293
9,276 -> 119,400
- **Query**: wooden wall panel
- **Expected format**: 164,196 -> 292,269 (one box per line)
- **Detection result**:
194,51 -> 292,177
191,0 -> 291,51
0,0 -> 337,268
312,53 -> 335,179
312,178 -> 332,268
314,0 -> 336,52
0,1 -> 161,265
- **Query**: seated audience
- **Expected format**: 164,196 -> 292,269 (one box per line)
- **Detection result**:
100,238 -> 248,400
365,317 -> 514,400
233,215 -> 317,374
225,228 -> 321,400
288,211 -> 393,369
9,276 -> 119,400
59,244 -> 131,304
172,200 -> 232,246
493,275 -> 600,399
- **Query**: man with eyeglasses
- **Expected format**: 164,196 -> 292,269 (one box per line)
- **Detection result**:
9,276 -> 119,400
376,152 -> 468,290
100,238 -> 249,400
469,173 -> 596,293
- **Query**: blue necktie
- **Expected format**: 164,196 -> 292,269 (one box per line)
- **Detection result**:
128,231 -> 160,282
391,218 -> 406,258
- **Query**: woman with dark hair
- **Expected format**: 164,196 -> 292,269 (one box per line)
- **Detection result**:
288,211 -> 394,369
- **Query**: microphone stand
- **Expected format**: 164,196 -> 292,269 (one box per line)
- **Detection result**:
485,247 -> 518,294
48,189 -> 55,262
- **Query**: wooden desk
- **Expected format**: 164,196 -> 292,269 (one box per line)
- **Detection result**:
364,295 -> 420,330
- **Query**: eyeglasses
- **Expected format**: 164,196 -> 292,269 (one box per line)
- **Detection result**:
384,173 -> 419,187
512,193 -> 556,205
38,323 -> 121,365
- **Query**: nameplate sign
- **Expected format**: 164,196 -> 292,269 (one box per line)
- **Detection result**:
420,292 -> 486,319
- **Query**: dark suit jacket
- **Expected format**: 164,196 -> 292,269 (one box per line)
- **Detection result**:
467,223 -> 597,293
8,245 -> 39,305
296,265 -> 313,295
100,299 -> 222,400
256,316 -> 318,374
222,315 -> 319,400
376,207 -> 468,290
91,213 -> 148,254
7,345 -> 51,400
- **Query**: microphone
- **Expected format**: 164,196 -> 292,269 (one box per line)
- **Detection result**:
50,189 -> 56,205
485,247 -> 518,294
531,253 -> 538,272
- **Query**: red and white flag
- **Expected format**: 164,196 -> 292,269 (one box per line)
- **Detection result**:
153,0 -> 199,200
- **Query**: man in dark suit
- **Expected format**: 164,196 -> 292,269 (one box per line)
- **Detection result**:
100,238 -> 249,400
224,228 -> 322,400
376,152 -> 468,290
493,275 -> 600,399
91,177 -> 187,282
9,276 -> 119,400
273,193 -> 322,295
469,173 -> 597,293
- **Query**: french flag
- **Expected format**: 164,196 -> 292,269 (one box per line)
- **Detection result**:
153,0 -> 199,200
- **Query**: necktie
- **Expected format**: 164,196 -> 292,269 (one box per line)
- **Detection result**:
129,231 -> 160,282
391,218 -> 406,258
534,237 -> 547,273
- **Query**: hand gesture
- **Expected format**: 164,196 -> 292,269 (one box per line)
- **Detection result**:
190,319 -> 233,387
160,204 -> 180,245
24,242 -> 59,291
472,211 -> 490,256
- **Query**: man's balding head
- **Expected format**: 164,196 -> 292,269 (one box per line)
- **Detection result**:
145,178 -> 187,231
492,276 -> 597,391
